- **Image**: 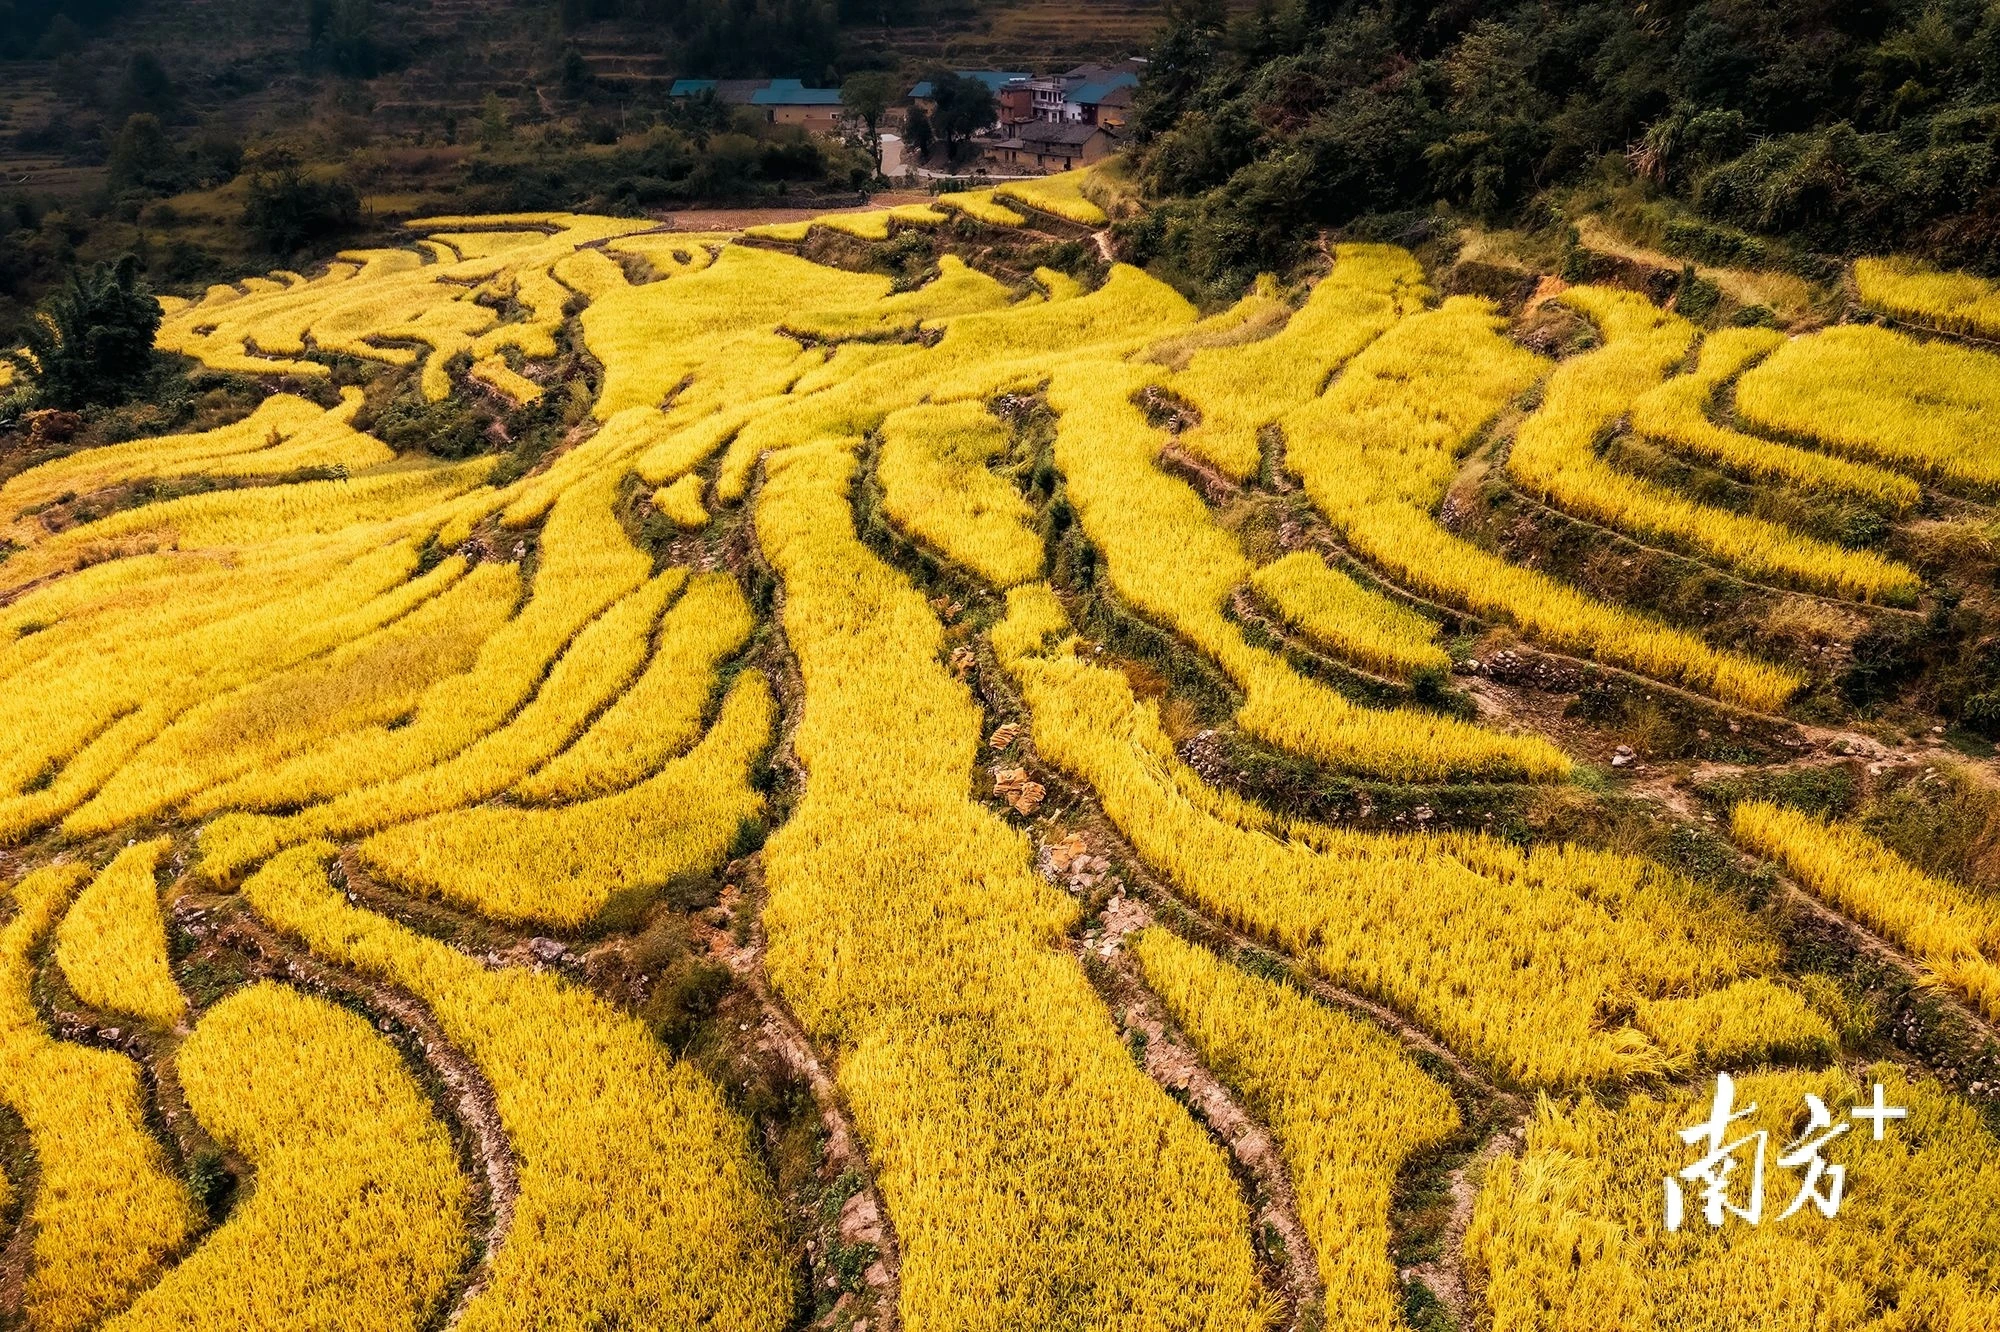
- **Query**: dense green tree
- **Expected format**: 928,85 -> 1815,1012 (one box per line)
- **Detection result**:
107,114 -> 187,194
924,70 -> 996,161
306,0 -> 398,78
242,156 -> 362,254
905,105 -> 934,160
21,255 -> 160,410
842,70 -> 898,155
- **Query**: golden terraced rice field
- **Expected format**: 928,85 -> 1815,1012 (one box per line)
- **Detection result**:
2,175 -> 1998,1330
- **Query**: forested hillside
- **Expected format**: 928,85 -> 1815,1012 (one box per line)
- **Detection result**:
1127,0 -> 2000,284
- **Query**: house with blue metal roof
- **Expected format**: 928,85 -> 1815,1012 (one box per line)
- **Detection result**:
907,70 -> 1030,102
667,77 -> 847,131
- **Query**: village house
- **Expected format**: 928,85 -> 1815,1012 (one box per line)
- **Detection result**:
906,70 -> 1030,130
989,120 -> 1117,173
667,78 -> 845,134
1092,84 -> 1134,130
1018,61 -> 1143,125
752,79 -> 844,132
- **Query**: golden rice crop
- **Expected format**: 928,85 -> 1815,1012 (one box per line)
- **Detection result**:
470,354 -> 545,404
1140,275 -> 1290,368
42,551 -> 483,833
430,228 -> 547,257
0,455 -> 494,593
191,463 -> 649,826
743,218 -> 813,242
633,404 -> 765,485
154,215 -> 639,396
17,212 -> 1994,1328
1,393 -> 327,528
1628,327 -> 1920,509
1248,550 -> 1450,679
1171,243 -> 1428,478
53,837 -> 184,1027
932,188 -> 1026,226
606,231 -> 731,278
714,263 -> 1201,502
1339,503 -> 1804,710
5,536 -> 459,843
0,545 -> 353,700
781,254 -> 1013,342
1507,287 -> 1918,602
1467,1066 -> 2000,1331
190,391 -> 394,479
791,203 -> 949,241
107,982 -> 469,1331
551,247 -> 631,300
1034,264 -> 1085,300
1732,799 -> 2000,1021
877,399 -> 1044,586
408,212 -> 655,243
1278,289 -> 1539,511
582,244 -> 892,417
72,558 -> 517,831
789,339 -> 920,392
471,266 -> 570,359
993,168 -> 1109,225
1853,254 -> 2000,338
1735,323 -> 2000,488
1282,293 -> 1804,711
1626,975 -> 1833,1069
357,672 -> 771,927
516,403 -> 682,511
517,571 -> 753,802
1132,927 -> 1461,1326
652,473 -> 710,528
1050,359 -> 1570,782
995,584 -> 1831,1087
0,863 -> 197,1332
244,844 -> 795,1331
755,439 -> 1271,1331
201,564 -> 674,872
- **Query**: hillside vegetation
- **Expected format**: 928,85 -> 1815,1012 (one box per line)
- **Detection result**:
1127,0 -> 2000,287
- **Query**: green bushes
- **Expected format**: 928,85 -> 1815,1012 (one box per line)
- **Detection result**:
21,256 -> 161,410
243,160 -> 363,256
1130,0 -> 2000,283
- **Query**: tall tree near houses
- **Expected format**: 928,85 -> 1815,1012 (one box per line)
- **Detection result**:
842,71 -> 898,158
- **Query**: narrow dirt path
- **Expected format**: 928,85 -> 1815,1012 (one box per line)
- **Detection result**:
181,893 -> 519,1328
1408,1122 -> 1524,1323
1481,475 -> 1923,623
0,1136 -> 36,1323
702,474 -> 902,1330
695,860 -> 903,1332
1075,886 -> 1324,1326
1772,872 -> 2000,1051
1029,802 -> 1529,1332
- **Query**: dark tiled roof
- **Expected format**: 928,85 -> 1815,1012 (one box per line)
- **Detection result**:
1013,120 -> 1108,147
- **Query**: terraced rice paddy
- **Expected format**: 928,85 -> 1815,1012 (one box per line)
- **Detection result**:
2,172 -> 1998,1329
